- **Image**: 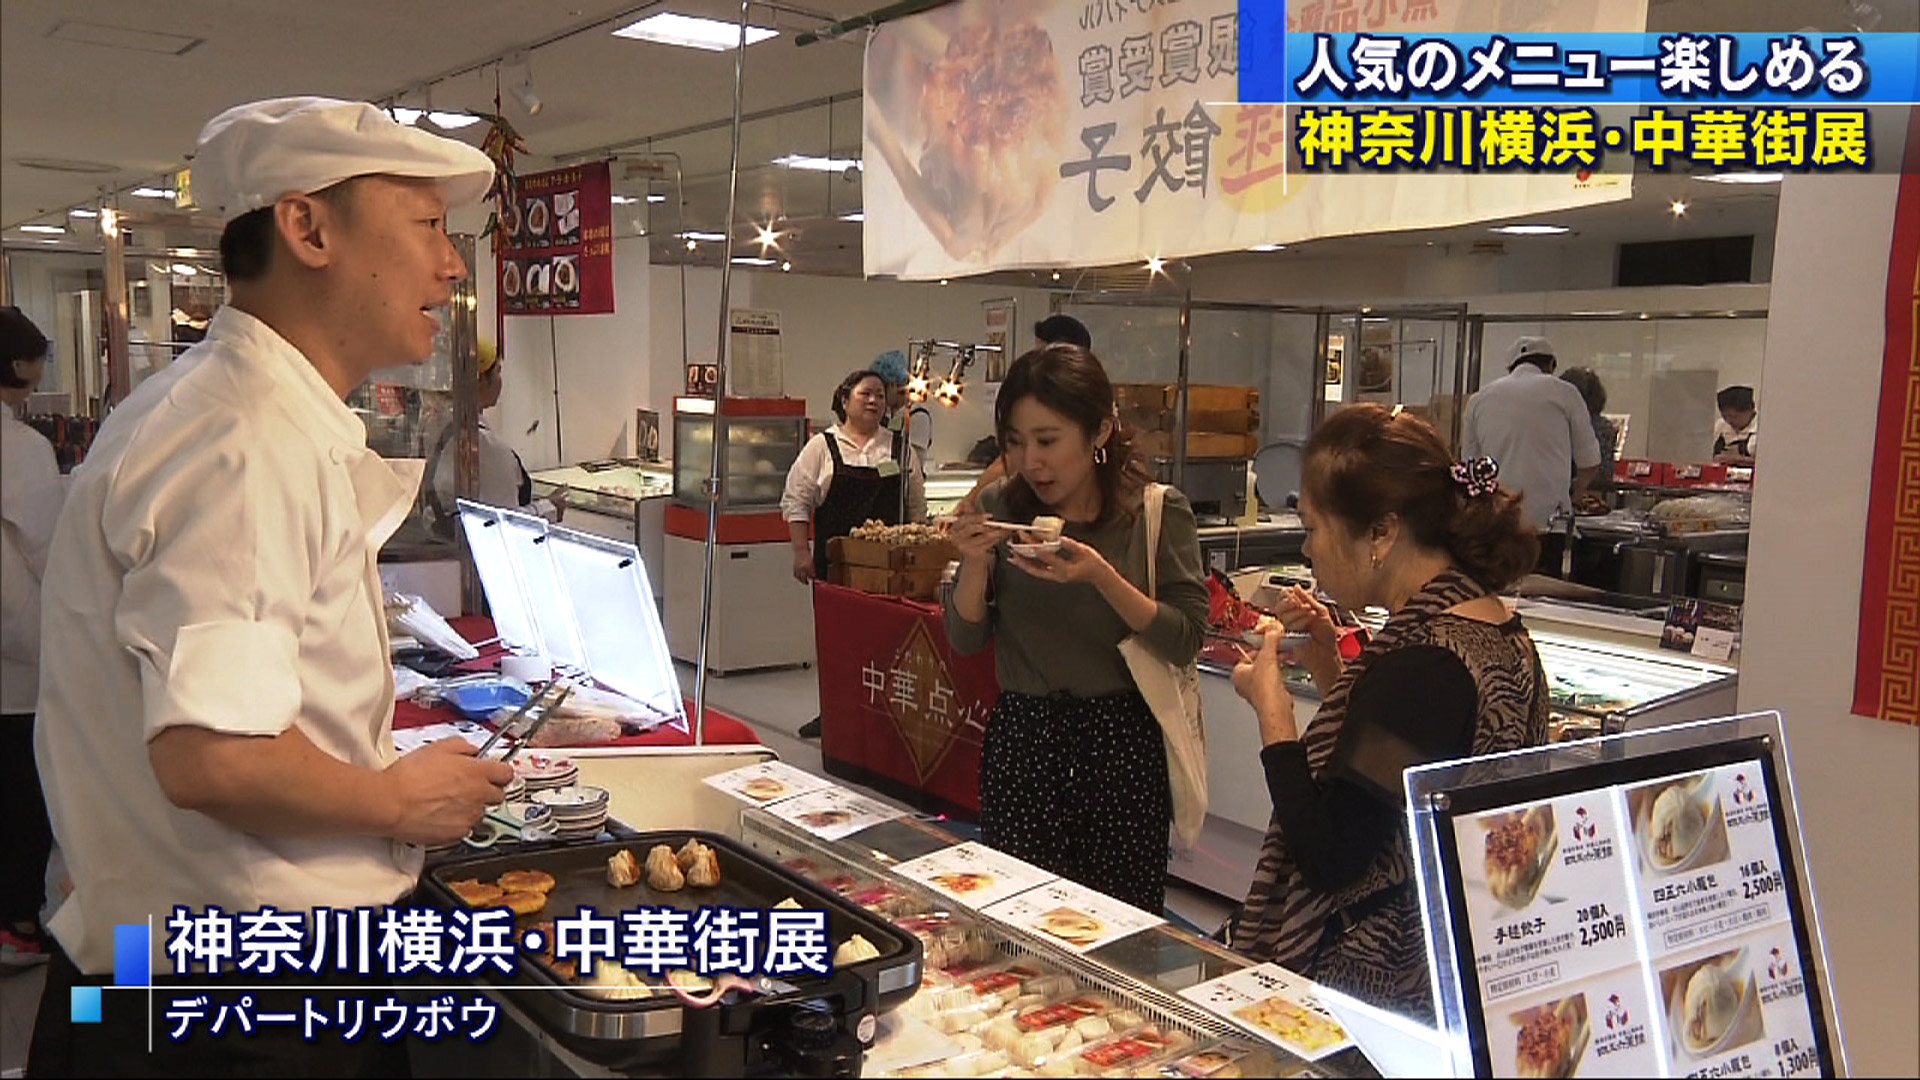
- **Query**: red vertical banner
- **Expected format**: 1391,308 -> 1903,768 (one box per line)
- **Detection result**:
1852,110 -> 1920,726
498,161 -> 614,316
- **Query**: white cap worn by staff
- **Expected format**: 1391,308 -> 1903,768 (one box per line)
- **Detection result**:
32,99 -> 509,1000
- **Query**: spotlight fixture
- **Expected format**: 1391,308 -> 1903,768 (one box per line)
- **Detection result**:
1146,256 -> 1167,275
509,54 -> 543,116
1669,199 -> 1688,217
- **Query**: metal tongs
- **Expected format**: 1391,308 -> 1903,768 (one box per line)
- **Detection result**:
475,678 -> 576,763
668,974 -> 802,1009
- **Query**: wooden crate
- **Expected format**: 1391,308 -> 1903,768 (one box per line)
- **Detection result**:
1136,430 -> 1259,459
842,565 -> 946,601
832,536 -> 959,570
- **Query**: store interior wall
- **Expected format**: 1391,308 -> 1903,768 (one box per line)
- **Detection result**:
1738,117 -> 1920,1077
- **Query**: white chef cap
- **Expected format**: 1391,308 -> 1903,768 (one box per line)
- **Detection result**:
191,97 -> 494,223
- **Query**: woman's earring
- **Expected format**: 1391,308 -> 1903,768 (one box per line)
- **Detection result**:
1094,445 -> 1108,465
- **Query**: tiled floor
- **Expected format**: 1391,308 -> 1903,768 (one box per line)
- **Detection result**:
0,663 -> 1235,1075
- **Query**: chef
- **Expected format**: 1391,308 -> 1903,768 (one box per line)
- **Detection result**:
29,98 -> 512,1076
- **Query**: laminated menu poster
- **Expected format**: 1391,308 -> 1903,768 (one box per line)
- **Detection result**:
761,784 -> 907,841
1649,924 -> 1823,1077
1452,794 -> 1646,1004
700,759 -> 834,806
499,161 -> 613,316
977,878 -> 1164,954
1619,765 -> 1795,956
891,841 -> 1058,910
1178,963 -> 1357,1062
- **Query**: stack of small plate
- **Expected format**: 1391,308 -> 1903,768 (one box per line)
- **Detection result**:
532,785 -> 610,840
502,772 -> 527,803
513,754 -> 579,794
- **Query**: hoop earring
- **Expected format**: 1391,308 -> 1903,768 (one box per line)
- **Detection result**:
1094,445 -> 1108,465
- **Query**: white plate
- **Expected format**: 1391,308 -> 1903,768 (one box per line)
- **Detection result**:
534,785 -> 610,809
1008,541 -> 1063,558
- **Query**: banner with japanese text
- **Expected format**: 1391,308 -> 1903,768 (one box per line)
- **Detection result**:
863,0 -> 1646,280
499,161 -> 614,315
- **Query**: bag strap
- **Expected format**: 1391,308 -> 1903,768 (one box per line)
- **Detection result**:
1142,483 -> 1166,600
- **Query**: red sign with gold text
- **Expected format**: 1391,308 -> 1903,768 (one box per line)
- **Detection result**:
499,161 -> 613,316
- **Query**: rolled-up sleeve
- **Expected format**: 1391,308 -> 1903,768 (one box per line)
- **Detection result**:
781,434 -> 827,524
1137,488 -> 1208,665
106,439 -> 309,741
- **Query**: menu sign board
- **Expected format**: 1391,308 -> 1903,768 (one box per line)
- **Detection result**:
1434,744 -> 1831,1077
500,161 -> 613,316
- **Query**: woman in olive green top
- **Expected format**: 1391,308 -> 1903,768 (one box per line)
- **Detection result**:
944,344 -> 1208,913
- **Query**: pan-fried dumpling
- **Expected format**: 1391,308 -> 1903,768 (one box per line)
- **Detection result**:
645,844 -> 685,891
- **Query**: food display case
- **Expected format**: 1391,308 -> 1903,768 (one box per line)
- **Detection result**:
671,397 -> 809,513
531,461 -> 674,602
737,810 -> 1380,1079
925,467 -> 986,519
1531,632 -> 1739,743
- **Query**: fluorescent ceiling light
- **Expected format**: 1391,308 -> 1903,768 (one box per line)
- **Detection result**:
613,12 -> 778,51
647,194 -> 667,203
427,111 -> 482,129
131,186 -> 175,199
391,107 -> 424,125
170,247 -> 212,257
69,208 -> 98,218
21,224 -> 64,234
170,263 -> 199,276
1488,224 -> 1569,235
1696,172 -> 1784,184
678,230 -> 727,241
611,195 -> 639,205
774,154 -> 861,172
731,256 -> 776,266
1247,243 -> 1285,252
839,211 -> 865,222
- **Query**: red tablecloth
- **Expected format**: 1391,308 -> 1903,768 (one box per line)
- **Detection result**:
813,583 -> 996,820
395,616 -> 760,747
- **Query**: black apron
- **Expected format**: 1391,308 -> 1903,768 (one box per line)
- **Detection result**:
812,430 -> 907,580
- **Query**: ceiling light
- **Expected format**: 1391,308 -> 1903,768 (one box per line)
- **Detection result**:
170,247 -> 212,257
21,224 -> 64,234
426,111 -> 481,130
1669,199 -> 1688,216
780,261 -> 792,272
1051,271 -> 1061,281
1146,256 -> 1167,275
69,208 -> 98,218
390,107 -> 424,126
131,187 -> 175,199
939,279 -> 949,286
839,211 -> 865,222
773,154 -> 861,172
1489,224 -> 1570,235
37,238 -> 62,245
686,239 -> 698,250
648,194 -> 667,203
611,195 -> 639,205
509,68 -> 543,117
678,230 -> 727,242
1695,172 -> 1784,185
170,263 -> 199,276
1247,243 -> 1286,252
731,256 -> 776,266
612,12 -> 778,51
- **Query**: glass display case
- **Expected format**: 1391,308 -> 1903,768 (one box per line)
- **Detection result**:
529,460 -> 674,516
738,810 -> 1381,1079
925,468 -> 986,519
1532,632 -> 1739,743
670,397 -> 808,513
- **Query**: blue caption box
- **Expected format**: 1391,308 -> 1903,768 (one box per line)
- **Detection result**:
114,923 -> 151,987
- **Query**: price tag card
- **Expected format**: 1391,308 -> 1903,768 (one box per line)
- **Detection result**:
1618,765 -> 1794,958
1178,963 -> 1357,1062
978,878 -> 1164,954
392,720 -> 492,755
891,841 -> 1058,910
1484,966 -> 1662,1077
761,784 -> 907,841
1450,793 -> 1644,1003
1650,924 -> 1823,1077
1151,1041 -> 1260,1078
700,760 -> 833,806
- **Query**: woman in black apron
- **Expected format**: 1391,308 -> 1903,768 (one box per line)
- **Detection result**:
782,368 -> 924,738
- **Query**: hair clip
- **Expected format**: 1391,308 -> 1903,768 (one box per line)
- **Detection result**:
1450,456 -> 1500,497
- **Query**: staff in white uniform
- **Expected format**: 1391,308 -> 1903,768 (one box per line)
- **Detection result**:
29,98 -> 510,1076
1,306 -> 64,971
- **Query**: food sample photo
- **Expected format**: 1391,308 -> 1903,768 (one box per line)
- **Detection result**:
1626,773 -> 1732,877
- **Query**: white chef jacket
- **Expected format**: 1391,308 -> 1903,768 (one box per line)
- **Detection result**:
34,306 -> 424,975
1464,365 -> 1604,532
779,424 -> 927,524
1712,415 -> 1759,458
1,408 -> 64,713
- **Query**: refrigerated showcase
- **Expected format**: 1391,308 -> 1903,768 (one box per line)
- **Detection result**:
1532,632 -> 1739,742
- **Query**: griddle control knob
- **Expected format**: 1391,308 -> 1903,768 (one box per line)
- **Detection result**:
786,1004 -> 838,1051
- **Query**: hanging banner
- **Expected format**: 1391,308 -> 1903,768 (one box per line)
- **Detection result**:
1852,109 -> 1920,727
499,161 -> 613,315
863,0 -> 1645,280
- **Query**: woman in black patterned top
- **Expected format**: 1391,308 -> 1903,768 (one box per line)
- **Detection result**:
1227,404 -> 1551,1018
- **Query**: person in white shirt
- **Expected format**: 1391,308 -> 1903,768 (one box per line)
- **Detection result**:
782,368 -> 927,584
28,98 -> 510,1076
1712,385 -> 1759,465
426,339 -> 565,531
1,306 -> 64,970
1463,336 -> 1603,575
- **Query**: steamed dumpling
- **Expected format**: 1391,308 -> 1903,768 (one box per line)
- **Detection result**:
835,933 -> 882,965
1685,964 -> 1741,1048
1651,786 -> 1708,866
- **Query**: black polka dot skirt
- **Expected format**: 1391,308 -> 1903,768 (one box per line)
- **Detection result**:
980,689 -> 1172,914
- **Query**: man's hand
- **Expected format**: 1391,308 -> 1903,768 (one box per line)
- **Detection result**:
383,739 -> 512,847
